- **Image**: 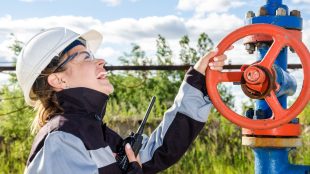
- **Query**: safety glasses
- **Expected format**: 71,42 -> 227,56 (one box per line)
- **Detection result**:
52,50 -> 95,73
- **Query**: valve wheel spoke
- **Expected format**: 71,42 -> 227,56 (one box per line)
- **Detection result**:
217,71 -> 243,83
264,90 -> 286,119
259,37 -> 286,69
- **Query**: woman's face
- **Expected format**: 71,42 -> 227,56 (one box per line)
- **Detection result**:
58,45 -> 114,95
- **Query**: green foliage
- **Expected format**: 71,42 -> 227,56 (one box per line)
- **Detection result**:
0,38 -> 34,174
289,103 -> 310,165
119,43 -> 152,66
9,33 -> 23,57
0,76 -> 34,174
197,33 -> 214,58
106,33 -> 219,120
161,114 -> 254,174
179,35 -> 198,64
156,35 -> 173,65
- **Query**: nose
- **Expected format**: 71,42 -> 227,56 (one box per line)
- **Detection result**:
96,58 -> 106,69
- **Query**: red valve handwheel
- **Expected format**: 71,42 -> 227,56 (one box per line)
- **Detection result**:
206,24 -> 310,130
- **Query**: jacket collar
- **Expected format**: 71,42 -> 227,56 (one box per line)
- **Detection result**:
56,87 -> 109,121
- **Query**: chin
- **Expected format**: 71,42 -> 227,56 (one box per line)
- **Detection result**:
102,84 -> 114,95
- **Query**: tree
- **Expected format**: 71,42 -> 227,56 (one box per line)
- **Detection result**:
119,43 -> 151,66
197,32 -> 214,58
108,37 -> 180,119
179,35 -> 198,64
0,37 -> 33,174
156,34 -> 173,65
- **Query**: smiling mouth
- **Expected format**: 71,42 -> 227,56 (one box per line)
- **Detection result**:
96,71 -> 108,79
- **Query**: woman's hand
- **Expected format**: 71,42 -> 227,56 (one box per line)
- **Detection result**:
125,143 -> 143,174
194,46 -> 233,75
125,143 -> 142,166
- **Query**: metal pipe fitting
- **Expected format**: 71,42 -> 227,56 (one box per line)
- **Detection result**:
276,7 -> 287,16
290,10 -> 301,17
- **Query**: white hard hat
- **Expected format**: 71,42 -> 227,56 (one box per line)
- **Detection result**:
16,27 -> 103,106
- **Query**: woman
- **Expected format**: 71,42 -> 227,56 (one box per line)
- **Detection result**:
16,28 -> 228,174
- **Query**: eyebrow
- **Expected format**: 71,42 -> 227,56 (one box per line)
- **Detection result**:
63,50 -> 89,59
79,51 -> 90,55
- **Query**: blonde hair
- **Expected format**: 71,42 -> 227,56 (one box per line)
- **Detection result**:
30,56 -> 67,134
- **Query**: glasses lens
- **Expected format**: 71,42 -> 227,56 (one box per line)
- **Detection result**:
71,51 -> 95,64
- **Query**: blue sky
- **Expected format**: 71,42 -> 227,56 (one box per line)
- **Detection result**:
1,0 -> 181,21
1,0 -> 308,21
0,0 -> 309,65
0,0 -> 309,109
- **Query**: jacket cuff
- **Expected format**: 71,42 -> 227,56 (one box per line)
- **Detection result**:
184,67 -> 207,96
127,161 -> 143,174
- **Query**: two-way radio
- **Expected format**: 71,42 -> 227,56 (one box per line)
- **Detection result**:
116,96 -> 156,172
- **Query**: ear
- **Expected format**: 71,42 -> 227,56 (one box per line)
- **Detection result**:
47,73 -> 65,92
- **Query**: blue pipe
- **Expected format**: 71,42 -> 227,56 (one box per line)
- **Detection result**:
253,148 -> 310,174
255,44 -> 286,118
264,0 -> 288,16
245,0 -> 310,173
255,44 -> 297,119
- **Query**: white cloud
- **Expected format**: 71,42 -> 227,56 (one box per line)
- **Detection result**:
4,13 -> 307,68
177,0 -> 246,17
0,36 -> 16,62
99,16 -> 187,43
5,13 -> 305,69
185,13 -> 243,41
291,0 -> 310,3
0,15 -> 102,63
0,13 -> 245,65
96,47 -> 122,65
101,0 -> 121,6
302,19 -> 310,47
0,15 -> 102,41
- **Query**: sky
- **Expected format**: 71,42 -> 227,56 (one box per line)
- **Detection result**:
0,0 -> 309,111
1,0 -> 310,64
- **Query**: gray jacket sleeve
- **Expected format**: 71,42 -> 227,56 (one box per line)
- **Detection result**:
140,67 -> 212,173
24,131 -> 99,174
24,68 -> 211,174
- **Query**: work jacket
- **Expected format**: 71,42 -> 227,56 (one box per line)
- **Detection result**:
24,67 -> 212,174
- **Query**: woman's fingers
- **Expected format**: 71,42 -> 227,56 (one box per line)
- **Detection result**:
193,49 -> 218,75
193,45 -> 233,74
213,55 -> 227,62
136,154 -> 142,167
210,66 -> 223,71
125,143 -> 136,162
125,143 -> 142,167
205,48 -> 219,60
209,59 -> 225,67
209,54 -> 227,71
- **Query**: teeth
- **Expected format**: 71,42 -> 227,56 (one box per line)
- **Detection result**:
97,72 -> 108,79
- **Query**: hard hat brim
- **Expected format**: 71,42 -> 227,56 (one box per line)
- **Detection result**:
80,29 -> 103,54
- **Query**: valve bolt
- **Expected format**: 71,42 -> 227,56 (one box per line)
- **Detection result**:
276,8 -> 287,16
247,70 -> 260,82
290,10 -> 301,17
244,67 -> 266,84
259,6 -> 268,16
